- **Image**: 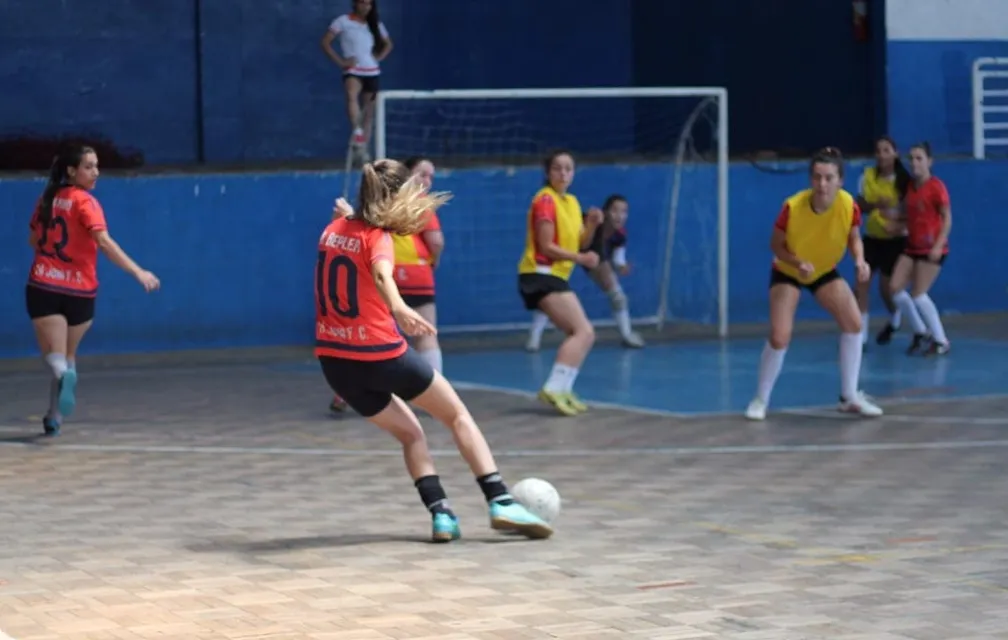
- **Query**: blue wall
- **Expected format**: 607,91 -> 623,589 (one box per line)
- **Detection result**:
886,0 -> 1008,156
2,161 -> 1005,359
0,0 -> 879,165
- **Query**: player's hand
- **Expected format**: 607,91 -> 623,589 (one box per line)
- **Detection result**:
340,57 -> 357,70
797,261 -> 815,279
136,270 -> 160,293
393,305 -> 436,337
333,197 -> 353,218
928,246 -> 943,263
855,259 -> 871,282
585,207 -> 604,226
577,251 -> 600,270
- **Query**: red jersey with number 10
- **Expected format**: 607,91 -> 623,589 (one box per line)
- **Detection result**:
28,186 -> 108,297
904,176 -> 950,256
314,216 -> 407,361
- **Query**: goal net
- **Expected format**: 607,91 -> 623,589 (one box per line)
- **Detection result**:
375,87 -> 729,337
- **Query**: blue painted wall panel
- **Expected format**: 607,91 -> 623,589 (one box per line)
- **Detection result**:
1,161 -> 1004,359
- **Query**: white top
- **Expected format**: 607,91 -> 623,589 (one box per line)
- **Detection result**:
329,14 -> 389,77
611,246 -> 627,268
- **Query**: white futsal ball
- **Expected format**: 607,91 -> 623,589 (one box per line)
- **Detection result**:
511,478 -> 561,523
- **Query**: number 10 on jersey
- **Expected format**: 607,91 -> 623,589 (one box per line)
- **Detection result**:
316,251 -> 360,319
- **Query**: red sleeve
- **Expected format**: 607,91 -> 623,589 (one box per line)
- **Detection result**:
531,194 -> 557,225
422,211 -> 441,232
851,202 -> 862,227
774,203 -> 790,231
78,196 -> 108,232
933,180 -> 950,208
369,230 -> 394,265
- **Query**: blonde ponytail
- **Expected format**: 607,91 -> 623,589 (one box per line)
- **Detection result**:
357,160 -> 452,235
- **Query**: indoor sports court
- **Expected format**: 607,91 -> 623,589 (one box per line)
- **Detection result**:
2,318 -> 1008,640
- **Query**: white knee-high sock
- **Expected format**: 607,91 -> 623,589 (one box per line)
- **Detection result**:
913,294 -> 948,344
892,290 -> 927,334
543,363 -> 576,393
528,311 -> 549,342
859,312 -> 869,345
419,348 -> 443,373
756,342 -> 787,404
44,352 -> 68,379
839,332 -> 863,401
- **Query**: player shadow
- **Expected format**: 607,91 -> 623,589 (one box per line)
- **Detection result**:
187,531 -> 527,555
0,433 -> 53,445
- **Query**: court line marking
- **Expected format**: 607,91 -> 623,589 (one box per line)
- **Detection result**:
781,409 -> 1008,425
3,439 -> 1008,457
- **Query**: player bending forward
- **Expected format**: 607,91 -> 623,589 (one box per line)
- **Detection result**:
745,147 -> 883,421
316,159 -> 552,542
526,194 -> 644,350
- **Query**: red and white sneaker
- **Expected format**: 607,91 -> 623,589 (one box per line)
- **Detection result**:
329,394 -> 348,415
838,391 -> 883,417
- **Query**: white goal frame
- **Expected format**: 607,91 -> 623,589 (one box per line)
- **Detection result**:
375,87 -> 730,338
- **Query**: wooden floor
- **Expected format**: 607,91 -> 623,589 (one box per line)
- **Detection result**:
1,359 -> 1008,639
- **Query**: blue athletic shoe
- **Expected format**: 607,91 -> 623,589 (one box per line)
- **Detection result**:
489,499 -> 553,539
42,415 -> 61,437
432,512 -> 461,543
58,369 -> 78,418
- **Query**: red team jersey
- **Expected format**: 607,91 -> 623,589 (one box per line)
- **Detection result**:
392,211 -> 440,297
28,186 -> 108,297
314,217 -> 408,361
904,177 -> 950,256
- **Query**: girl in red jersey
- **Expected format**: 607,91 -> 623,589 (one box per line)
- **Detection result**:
744,148 -> 882,421
888,142 -> 953,356
329,155 -> 443,415
316,159 -> 552,542
26,146 -> 160,436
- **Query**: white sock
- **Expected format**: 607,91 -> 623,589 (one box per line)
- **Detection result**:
890,308 -> 902,329
839,332 -> 863,401
913,294 -> 948,344
528,311 -> 549,342
561,366 -> 580,393
419,348 -> 443,373
544,363 -> 576,393
892,290 -> 927,334
859,312 -> 869,345
614,309 -> 632,337
44,352 -> 68,379
755,342 -> 787,404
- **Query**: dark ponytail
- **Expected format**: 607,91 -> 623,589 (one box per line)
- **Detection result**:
366,0 -> 388,56
35,145 -> 93,228
876,135 -> 912,198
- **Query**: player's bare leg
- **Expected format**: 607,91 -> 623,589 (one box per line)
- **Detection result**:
413,303 -> 442,372
357,92 -> 377,163
367,395 -> 459,542
343,77 -> 365,153
889,255 -> 930,354
535,292 -> 595,415
815,278 -> 882,416
590,263 -> 643,348
908,260 -> 949,355
30,314 -> 85,436
745,283 -> 799,421
410,374 -> 553,539
854,274 -> 872,347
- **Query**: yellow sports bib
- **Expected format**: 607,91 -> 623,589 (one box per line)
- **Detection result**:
774,189 -> 856,282
517,186 -> 583,281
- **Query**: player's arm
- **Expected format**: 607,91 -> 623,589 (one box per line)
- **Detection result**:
421,213 -> 444,267
847,204 -> 866,263
369,232 -> 410,313
579,207 -> 603,250
93,230 -> 144,277
769,204 -> 801,268
321,20 -> 352,68
854,174 -> 872,212
375,23 -> 393,62
932,185 -> 952,251
533,196 -> 589,264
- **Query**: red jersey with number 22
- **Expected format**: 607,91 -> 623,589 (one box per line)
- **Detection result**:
904,177 -> 950,256
314,216 -> 407,361
28,186 -> 108,297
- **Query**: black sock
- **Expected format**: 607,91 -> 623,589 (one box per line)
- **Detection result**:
415,475 -> 454,517
476,472 -> 512,505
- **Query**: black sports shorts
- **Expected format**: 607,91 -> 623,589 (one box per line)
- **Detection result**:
518,273 -> 570,311
319,347 -> 434,418
863,236 -> 906,277
25,285 -> 96,327
769,268 -> 841,294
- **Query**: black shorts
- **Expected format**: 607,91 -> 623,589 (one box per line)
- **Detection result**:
318,347 -> 434,418
862,236 -> 906,277
769,268 -> 841,294
401,294 -> 435,309
518,273 -> 571,311
905,251 -> 948,266
581,236 -> 607,273
25,285 -> 96,327
343,73 -> 380,95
